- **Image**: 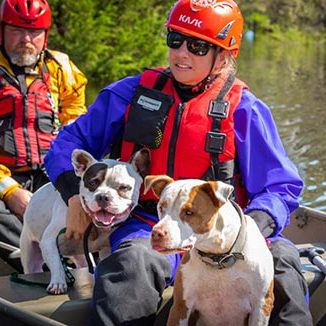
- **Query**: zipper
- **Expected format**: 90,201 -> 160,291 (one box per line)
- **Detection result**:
17,74 -> 32,164
167,103 -> 186,176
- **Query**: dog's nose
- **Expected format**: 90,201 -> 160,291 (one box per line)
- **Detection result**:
151,228 -> 168,241
95,193 -> 110,208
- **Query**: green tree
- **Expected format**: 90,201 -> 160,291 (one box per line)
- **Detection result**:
48,0 -> 174,90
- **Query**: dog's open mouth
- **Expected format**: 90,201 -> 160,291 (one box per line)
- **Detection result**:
82,197 -> 132,228
91,207 -> 132,228
151,244 -> 194,254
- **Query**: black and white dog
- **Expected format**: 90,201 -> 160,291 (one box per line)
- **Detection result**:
20,148 -> 150,294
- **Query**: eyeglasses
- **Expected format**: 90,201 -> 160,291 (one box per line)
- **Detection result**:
6,26 -> 45,39
166,31 -> 215,56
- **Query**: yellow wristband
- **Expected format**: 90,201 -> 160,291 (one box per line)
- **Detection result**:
2,184 -> 21,201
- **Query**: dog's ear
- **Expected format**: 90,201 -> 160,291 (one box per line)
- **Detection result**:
216,181 -> 234,203
200,181 -> 234,207
130,148 -> 151,178
71,149 -> 97,177
143,175 -> 174,198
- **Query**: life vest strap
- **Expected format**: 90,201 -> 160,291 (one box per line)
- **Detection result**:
204,74 -> 236,181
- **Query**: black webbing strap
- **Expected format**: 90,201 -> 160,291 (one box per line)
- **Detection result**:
152,68 -> 171,91
83,222 -> 95,274
10,271 -> 50,288
0,66 -> 19,88
203,74 -> 236,182
56,228 -> 76,286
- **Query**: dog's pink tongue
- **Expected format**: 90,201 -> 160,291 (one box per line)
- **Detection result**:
95,211 -> 115,226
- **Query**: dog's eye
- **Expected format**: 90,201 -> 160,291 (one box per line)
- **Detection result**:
185,210 -> 193,216
119,185 -> 132,192
86,179 -> 99,191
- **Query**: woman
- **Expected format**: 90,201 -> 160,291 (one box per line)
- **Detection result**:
45,0 -> 312,325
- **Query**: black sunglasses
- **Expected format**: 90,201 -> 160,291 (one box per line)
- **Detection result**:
166,30 -> 215,56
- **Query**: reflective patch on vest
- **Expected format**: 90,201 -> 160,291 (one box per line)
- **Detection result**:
51,51 -> 74,85
137,95 -> 162,111
0,176 -> 18,193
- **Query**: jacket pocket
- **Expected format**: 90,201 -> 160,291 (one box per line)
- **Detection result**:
0,114 -> 13,133
36,110 -> 55,134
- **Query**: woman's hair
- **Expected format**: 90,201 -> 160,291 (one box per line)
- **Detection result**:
212,50 -> 238,77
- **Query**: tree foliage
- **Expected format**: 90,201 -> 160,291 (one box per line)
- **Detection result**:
48,0 -> 175,89
238,0 -> 326,33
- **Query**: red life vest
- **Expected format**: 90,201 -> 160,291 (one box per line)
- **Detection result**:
0,65 -> 58,168
120,68 -> 248,206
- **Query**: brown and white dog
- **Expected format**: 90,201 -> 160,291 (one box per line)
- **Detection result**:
144,175 -> 274,326
20,148 -> 150,294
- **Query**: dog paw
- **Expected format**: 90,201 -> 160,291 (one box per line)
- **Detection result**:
46,281 -> 68,295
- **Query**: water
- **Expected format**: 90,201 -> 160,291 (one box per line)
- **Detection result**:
238,34 -> 326,210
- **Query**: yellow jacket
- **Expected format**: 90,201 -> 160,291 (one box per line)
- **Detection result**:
0,49 -> 87,199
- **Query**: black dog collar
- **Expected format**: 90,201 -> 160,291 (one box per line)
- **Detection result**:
196,200 -> 246,269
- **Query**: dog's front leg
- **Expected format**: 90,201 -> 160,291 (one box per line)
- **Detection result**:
167,264 -> 193,326
40,228 -> 68,295
248,281 -> 274,326
168,303 -> 190,326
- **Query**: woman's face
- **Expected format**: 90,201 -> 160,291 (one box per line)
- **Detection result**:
168,33 -> 217,86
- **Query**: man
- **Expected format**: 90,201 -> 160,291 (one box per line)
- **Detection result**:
0,0 -> 87,271
45,0 -> 312,325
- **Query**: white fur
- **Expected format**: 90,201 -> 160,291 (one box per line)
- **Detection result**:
147,177 -> 274,326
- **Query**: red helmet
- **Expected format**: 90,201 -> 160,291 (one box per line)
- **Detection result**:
166,0 -> 243,57
0,0 -> 51,29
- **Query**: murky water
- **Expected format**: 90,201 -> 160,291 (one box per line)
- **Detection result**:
238,34 -> 326,210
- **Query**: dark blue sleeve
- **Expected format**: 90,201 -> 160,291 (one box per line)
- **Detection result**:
234,89 -> 304,235
44,75 -> 141,187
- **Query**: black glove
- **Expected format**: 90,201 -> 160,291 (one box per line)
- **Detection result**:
247,210 -> 276,238
55,170 -> 80,205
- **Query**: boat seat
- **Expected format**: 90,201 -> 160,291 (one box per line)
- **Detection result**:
0,243 -> 324,326
0,267 -> 93,325
0,266 -> 174,326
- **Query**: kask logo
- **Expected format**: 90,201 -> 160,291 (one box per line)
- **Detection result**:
191,0 -> 219,9
178,14 -> 202,28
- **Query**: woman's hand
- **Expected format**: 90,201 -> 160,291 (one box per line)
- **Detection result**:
5,188 -> 33,220
65,194 -> 92,241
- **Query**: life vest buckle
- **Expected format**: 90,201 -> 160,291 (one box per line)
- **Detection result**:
205,131 -> 226,154
208,100 -> 229,119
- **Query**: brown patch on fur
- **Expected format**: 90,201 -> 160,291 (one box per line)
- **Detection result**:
181,250 -> 190,265
180,184 -> 220,234
143,175 -> 174,197
159,199 -> 168,211
74,151 -> 94,174
189,309 -> 199,326
199,182 -> 222,207
263,281 -> 274,316
130,148 -> 151,178
244,313 -> 250,324
167,254 -> 189,325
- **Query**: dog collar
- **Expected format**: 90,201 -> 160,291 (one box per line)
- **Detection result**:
196,200 -> 246,269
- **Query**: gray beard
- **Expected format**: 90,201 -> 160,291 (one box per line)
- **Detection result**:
9,52 -> 38,67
